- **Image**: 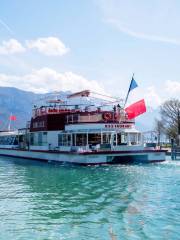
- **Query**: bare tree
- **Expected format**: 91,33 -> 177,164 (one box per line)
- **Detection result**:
160,99 -> 180,144
154,118 -> 165,146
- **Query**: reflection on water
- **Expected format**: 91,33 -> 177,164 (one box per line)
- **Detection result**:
0,157 -> 179,240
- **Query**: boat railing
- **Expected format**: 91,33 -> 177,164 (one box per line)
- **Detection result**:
32,107 -> 82,118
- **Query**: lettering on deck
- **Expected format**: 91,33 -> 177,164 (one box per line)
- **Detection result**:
105,124 -> 132,129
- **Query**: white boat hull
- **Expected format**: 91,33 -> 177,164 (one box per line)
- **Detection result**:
0,148 -> 166,165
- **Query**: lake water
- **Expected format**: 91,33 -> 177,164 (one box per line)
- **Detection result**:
0,156 -> 179,240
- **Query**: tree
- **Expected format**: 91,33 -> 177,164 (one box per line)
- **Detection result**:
160,99 -> 180,144
154,118 -> 165,146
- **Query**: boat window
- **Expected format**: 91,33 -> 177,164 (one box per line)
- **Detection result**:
58,134 -> 71,146
117,133 -> 121,145
30,132 -> 47,146
58,135 -> 63,146
102,133 -> 111,144
112,134 -> 116,145
129,133 -> 138,145
72,134 -> 76,146
14,136 -> 18,145
76,134 -> 87,146
19,135 -> 24,143
41,132 -> 47,145
33,121 -> 45,128
88,133 -> 101,145
30,133 -> 34,145
121,133 -> 128,144
0,135 -> 18,145
117,133 -> 128,145
30,132 -> 38,145
67,114 -> 79,124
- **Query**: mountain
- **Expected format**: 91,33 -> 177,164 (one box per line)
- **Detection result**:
0,87 -> 159,131
0,87 -> 40,130
0,87 -> 71,130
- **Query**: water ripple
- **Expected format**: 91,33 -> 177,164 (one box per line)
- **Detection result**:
0,157 -> 179,239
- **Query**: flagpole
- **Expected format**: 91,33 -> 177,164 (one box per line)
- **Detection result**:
124,73 -> 134,108
8,113 -> 12,132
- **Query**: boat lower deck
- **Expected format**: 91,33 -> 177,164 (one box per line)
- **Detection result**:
0,148 -> 166,165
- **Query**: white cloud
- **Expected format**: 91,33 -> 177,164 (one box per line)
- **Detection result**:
126,85 -> 162,109
144,86 -> 162,108
132,83 -> 180,109
0,67 -> 105,94
165,80 -> 180,97
0,39 -> 25,55
26,37 -> 70,56
0,67 -> 177,108
0,37 -> 69,56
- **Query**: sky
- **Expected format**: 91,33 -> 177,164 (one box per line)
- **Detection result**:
0,0 -> 179,109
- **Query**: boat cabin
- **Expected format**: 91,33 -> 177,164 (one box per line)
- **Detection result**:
28,125 -> 142,152
0,130 -> 26,149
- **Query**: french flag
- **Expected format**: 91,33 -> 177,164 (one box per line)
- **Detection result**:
124,77 -> 146,120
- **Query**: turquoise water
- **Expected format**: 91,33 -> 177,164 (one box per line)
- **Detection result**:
0,157 -> 179,240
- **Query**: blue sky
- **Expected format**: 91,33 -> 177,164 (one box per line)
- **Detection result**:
0,0 -> 179,108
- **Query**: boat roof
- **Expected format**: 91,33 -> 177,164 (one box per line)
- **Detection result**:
0,130 -> 23,136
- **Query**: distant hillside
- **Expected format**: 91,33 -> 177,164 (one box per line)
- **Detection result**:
0,87 -> 159,131
0,87 -> 40,130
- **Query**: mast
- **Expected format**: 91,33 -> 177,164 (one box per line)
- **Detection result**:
8,113 -> 12,132
124,73 -> 136,108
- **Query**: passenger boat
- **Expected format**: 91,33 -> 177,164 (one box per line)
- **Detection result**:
0,89 -> 166,165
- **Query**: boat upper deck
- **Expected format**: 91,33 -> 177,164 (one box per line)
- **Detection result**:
29,90 -> 135,132
30,109 -> 135,132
